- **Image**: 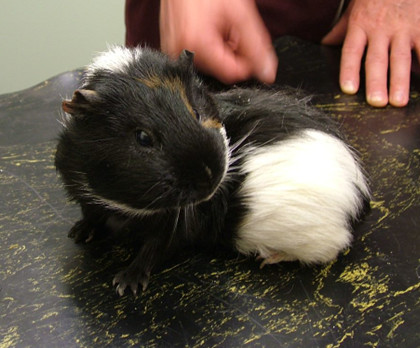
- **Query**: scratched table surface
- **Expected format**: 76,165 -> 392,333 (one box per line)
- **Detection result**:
1,37 -> 419,348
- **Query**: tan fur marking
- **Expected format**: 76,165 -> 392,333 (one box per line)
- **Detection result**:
137,75 -> 195,117
137,75 -> 162,89
202,118 -> 223,129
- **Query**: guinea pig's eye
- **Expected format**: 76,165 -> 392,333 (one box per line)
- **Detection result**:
135,130 -> 153,147
193,108 -> 201,122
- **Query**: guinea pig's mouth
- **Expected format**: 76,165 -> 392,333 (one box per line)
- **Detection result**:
176,182 -> 222,207
86,176 -> 225,218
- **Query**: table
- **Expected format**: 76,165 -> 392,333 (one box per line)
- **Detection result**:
1,37 -> 419,347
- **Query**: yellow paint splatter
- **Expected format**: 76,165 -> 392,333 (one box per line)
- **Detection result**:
386,312 -> 405,339
326,331 -> 354,348
380,126 -> 402,135
338,263 -> 389,313
40,312 -> 59,321
370,200 -> 391,223
392,282 -> 420,297
339,262 -> 370,283
0,326 -> 20,348
367,323 -> 383,336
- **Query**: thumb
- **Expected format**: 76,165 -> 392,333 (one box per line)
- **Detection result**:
322,15 -> 348,45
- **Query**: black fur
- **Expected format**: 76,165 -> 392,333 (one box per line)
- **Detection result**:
55,48 -> 367,296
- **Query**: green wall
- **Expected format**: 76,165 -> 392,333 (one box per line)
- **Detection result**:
0,1 -> 125,94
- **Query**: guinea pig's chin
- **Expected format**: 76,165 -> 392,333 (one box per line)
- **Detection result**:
90,192 -> 214,217
94,198 -> 176,217
178,183 -> 222,207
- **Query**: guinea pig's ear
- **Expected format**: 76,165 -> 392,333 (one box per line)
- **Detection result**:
62,89 -> 101,115
178,50 -> 195,67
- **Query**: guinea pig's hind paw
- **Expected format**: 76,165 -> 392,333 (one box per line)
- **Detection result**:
257,251 -> 296,269
113,269 -> 151,297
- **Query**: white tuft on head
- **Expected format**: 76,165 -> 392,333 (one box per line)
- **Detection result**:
234,129 -> 370,264
84,46 -> 143,81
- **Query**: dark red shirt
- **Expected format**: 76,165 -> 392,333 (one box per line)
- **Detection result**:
125,0 -> 348,48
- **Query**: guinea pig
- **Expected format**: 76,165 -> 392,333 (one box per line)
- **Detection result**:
55,46 -> 370,296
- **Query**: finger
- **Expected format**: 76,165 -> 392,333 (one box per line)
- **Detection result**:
339,25 -> 367,95
321,15 -> 348,46
195,19 -> 277,84
253,47 -> 278,84
231,8 -> 278,84
415,39 -> 420,64
364,34 -> 390,107
192,34 -> 254,84
238,35 -> 278,84
389,34 -> 412,107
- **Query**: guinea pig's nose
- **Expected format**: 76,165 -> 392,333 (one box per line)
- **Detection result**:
193,164 -> 213,193
203,164 -> 213,182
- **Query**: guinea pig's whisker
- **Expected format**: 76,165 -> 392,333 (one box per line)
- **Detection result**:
80,138 -> 116,144
226,165 -> 242,174
141,194 -> 165,211
138,181 -> 164,203
228,151 -> 248,166
184,204 -> 195,238
140,183 -> 179,212
167,208 -> 181,248
57,109 -> 72,128
125,154 -> 132,168
228,121 -> 260,153
223,172 -> 241,185
183,206 -> 190,238
228,145 -> 254,169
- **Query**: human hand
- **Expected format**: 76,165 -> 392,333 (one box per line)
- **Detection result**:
159,0 -> 278,84
322,0 -> 420,107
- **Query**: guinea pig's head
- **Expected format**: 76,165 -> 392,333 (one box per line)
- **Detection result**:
57,47 -> 229,216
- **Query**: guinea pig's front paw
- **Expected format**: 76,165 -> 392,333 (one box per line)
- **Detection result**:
68,219 -> 97,243
112,267 -> 151,297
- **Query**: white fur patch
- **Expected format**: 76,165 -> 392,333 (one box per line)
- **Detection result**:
84,46 -> 143,81
234,129 -> 369,264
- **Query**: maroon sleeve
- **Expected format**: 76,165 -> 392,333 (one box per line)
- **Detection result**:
125,0 -> 348,48
125,0 -> 161,49
256,0 -> 348,42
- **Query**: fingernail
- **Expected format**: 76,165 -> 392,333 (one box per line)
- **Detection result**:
341,80 -> 357,94
367,92 -> 387,107
390,91 -> 407,107
260,53 -> 278,84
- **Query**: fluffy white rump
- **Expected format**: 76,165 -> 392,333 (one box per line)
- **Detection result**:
235,129 -> 369,264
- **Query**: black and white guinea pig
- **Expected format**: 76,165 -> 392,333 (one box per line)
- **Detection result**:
55,46 -> 370,296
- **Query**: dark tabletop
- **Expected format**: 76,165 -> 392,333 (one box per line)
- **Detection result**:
1,37 -> 419,348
